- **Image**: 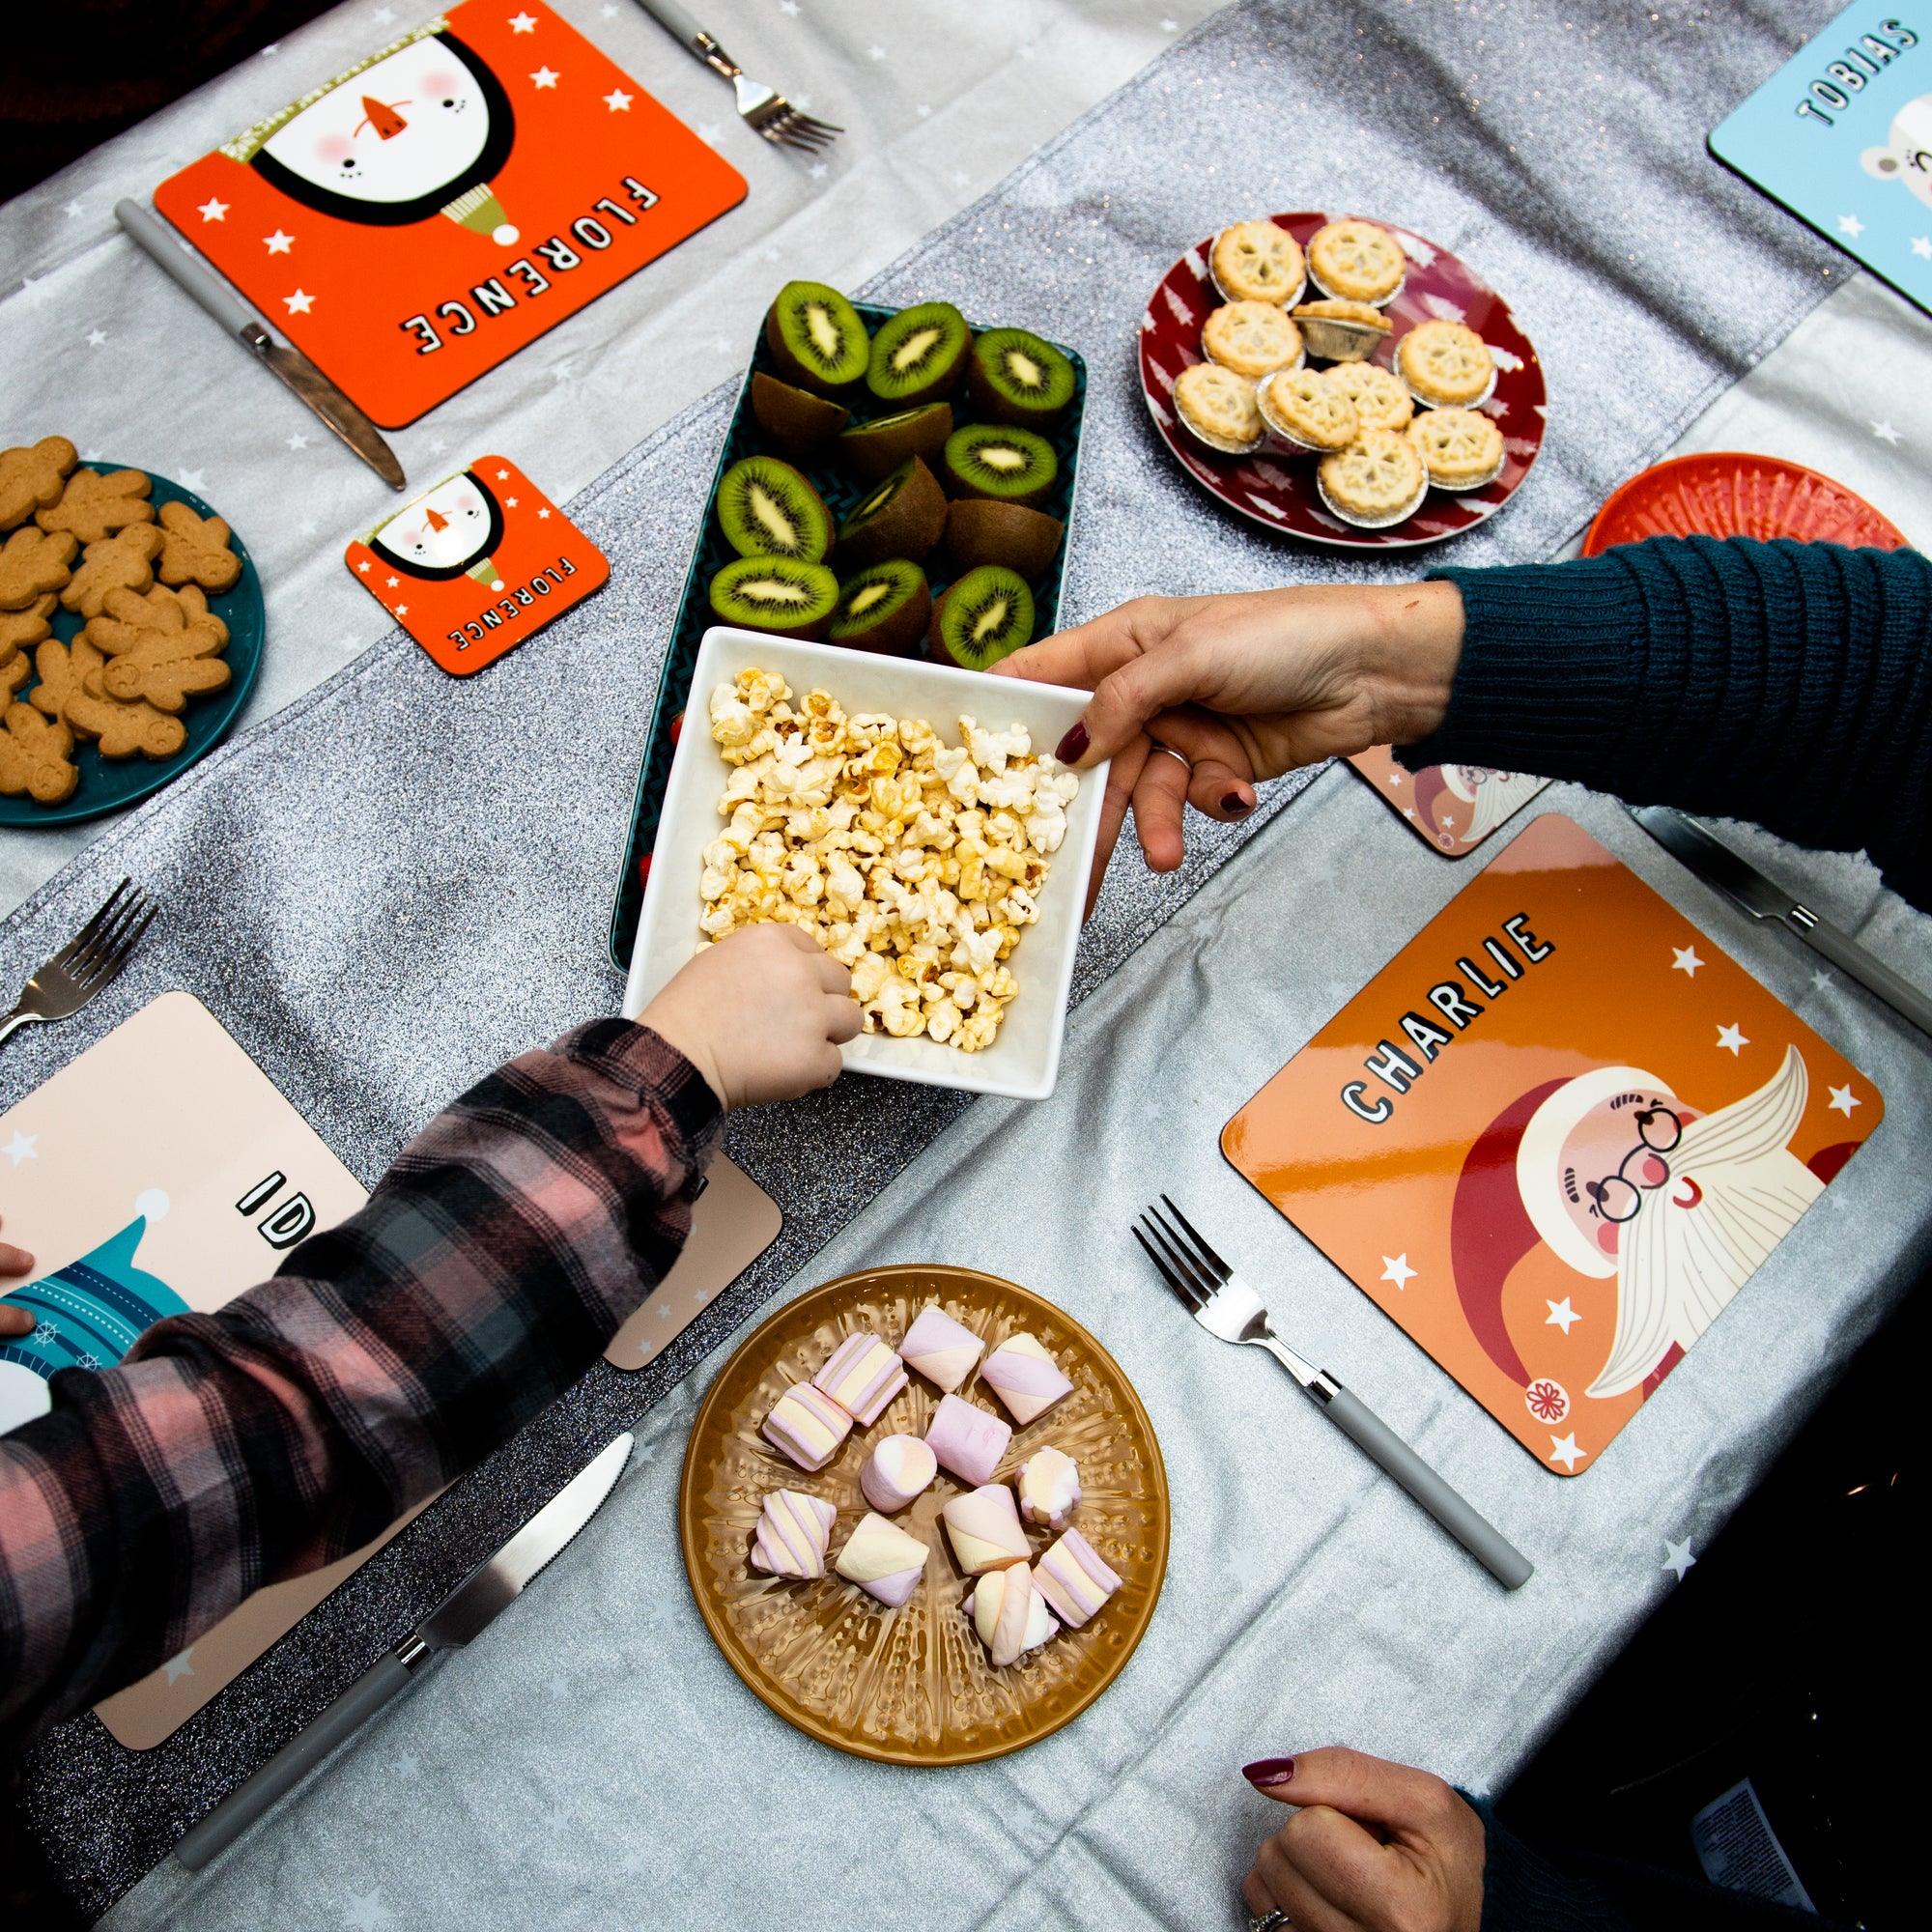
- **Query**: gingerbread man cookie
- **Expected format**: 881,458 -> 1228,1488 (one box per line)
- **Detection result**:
87,583 -> 230,713
0,526 -> 77,611
0,437 -> 78,531
156,500 -> 242,595
0,699 -> 79,805
34,635 -> 186,760
37,467 -> 154,546
1,593 -> 56,664
60,524 -> 165,619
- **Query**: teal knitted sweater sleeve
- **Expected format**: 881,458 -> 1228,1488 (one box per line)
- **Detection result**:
1399,537 -> 1932,912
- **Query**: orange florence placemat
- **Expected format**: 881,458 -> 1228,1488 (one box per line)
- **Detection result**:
155,2 -> 747,427
1222,813 -> 1883,1476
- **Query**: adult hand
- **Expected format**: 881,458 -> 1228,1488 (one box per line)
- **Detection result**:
0,1217 -> 36,1338
1238,1747 -> 1486,1932
639,923 -> 861,1110
993,582 -> 1463,910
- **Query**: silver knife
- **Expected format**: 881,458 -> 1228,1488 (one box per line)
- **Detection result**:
114,197 -> 406,492
175,1431 -> 634,1869
1631,804 -> 1932,1038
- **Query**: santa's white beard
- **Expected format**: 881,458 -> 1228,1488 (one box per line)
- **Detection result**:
1586,1046 -> 1824,1399
1458,770 -> 1546,845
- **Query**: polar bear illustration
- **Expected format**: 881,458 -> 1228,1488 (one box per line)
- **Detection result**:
1861,93 -> 1932,209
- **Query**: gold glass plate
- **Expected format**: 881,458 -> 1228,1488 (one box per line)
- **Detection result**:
679,1264 -> 1169,1765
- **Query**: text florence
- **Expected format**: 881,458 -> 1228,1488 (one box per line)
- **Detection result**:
449,556 -> 582,650
1340,914 -> 1555,1124
399,176 -> 661,355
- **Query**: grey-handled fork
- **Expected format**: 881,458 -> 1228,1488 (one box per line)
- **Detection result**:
0,879 -> 157,1051
633,0 -> 841,152
1135,1197 -> 1534,1590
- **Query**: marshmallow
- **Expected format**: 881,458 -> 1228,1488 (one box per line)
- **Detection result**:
861,1434 -> 938,1513
761,1382 -> 853,1473
1034,1528 -> 1122,1629
963,1563 -> 1060,1666
749,1490 -> 837,1579
980,1332 -> 1073,1426
941,1483 -> 1031,1575
899,1305 -> 985,1394
834,1511 -> 929,1607
924,1392 -> 1012,1487
812,1330 -> 909,1426
1015,1446 -> 1081,1530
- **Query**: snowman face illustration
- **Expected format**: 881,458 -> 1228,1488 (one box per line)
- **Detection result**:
253,32 -> 516,227
1861,93 -> 1932,210
370,470 -> 506,582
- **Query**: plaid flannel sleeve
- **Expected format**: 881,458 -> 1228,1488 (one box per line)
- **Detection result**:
0,1019 -> 721,1758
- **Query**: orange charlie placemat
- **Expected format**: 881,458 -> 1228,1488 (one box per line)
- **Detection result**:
1349,747 -> 1549,857
1222,813 -> 1883,1475
155,2 -> 747,427
346,454 -> 607,672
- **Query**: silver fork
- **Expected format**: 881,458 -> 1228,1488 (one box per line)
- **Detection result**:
0,879 -> 157,1050
1135,1197 -> 1533,1590
634,0 -> 841,153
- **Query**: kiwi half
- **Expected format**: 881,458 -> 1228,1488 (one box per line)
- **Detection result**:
941,423 -> 1058,508
764,280 -> 868,395
750,372 -> 850,454
969,327 -> 1077,426
930,565 -> 1036,671
837,456 -> 948,570
709,555 -> 839,639
716,455 -> 833,562
829,559 -> 931,656
866,301 -> 972,406
945,499 -> 1065,580
838,402 -> 952,481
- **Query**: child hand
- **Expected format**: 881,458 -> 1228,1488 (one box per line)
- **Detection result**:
0,1215 -> 35,1338
639,924 -> 861,1110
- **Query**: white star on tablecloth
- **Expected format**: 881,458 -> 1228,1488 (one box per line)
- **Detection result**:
178,469 -> 206,491
1548,1433 -> 1583,1471
1716,1022 -> 1747,1055
952,170 -> 970,185
341,1893 -> 395,1932
298,517 -> 317,535
791,92 -> 812,109
1162,16 -> 1180,28
265,229 -> 294,253
1914,237 -> 1932,260
1662,1537 -> 1696,1580
63,199 -> 83,217
286,432 -> 308,450
86,328 -> 107,347
428,437 -> 447,454
607,89 -> 634,111
917,103 -> 931,117
1810,969 -> 1833,992
198,197 -> 228,221
162,1649 -> 194,1683
868,44 -> 887,59
1379,1254 -> 1417,1290
1671,945 -> 1702,977
781,0 -> 799,12
531,66 -> 559,88
284,289 -> 314,314
1018,44 -> 1036,59
602,2 -> 618,14
809,163 -> 828,180
1829,1083 -> 1861,1117
5,1132 -> 37,1166
1837,213 -> 1865,238
391,1752 -> 419,1778
696,121 -> 720,142
1546,1296 -> 1579,1334
509,11 -> 537,29
373,6 -> 395,21
1871,420 -> 1902,444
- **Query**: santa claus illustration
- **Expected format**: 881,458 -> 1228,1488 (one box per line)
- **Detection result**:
368,469 -> 507,591
1451,1046 -> 1839,1405
1409,763 -> 1547,850
1861,92 -> 1932,211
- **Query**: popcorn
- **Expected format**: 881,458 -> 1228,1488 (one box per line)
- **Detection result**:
702,669 -> 1079,1055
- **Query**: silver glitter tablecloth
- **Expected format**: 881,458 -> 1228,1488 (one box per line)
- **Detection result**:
4,0 -> 1919,1919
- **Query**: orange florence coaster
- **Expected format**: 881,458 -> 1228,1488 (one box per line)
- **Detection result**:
345,454 -> 607,673
1350,746 -> 1549,857
1222,813 -> 1883,1476
154,1 -> 746,426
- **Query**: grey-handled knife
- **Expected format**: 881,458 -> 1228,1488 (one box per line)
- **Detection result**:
1632,805 -> 1932,1039
175,1431 -> 634,1870
114,198 -> 405,492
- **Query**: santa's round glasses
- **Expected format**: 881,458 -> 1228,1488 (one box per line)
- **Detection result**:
1585,1106 -> 1684,1224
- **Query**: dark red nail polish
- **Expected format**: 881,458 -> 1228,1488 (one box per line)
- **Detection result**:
1223,791 -> 1251,815
1243,1757 -> 1295,1788
1055,722 -> 1090,763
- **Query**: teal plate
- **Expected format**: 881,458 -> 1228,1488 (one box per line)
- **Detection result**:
0,464 -> 265,829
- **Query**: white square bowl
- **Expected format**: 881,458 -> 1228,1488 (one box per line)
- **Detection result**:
621,628 -> 1108,1101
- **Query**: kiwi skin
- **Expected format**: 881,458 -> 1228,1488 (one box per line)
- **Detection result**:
751,373 -> 851,454
829,561 -> 931,656
945,499 -> 1065,580
839,403 -> 952,482
763,281 -> 869,396
929,565 -> 1036,671
709,556 -> 839,640
837,456 -> 949,571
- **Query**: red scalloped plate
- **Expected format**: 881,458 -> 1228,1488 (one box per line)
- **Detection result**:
1582,453 -> 1907,556
1138,213 -> 1548,550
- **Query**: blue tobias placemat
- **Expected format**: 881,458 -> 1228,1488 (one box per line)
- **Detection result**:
1711,6 -> 1932,317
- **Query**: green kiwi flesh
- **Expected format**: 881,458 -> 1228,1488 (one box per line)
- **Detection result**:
929,565 -> 1036,671
764,280 -> 868,395
837,456 -> 948,570
945,499 -> 1065,580
829,559 -> 931,656
750,372 -> 850,454
941,423 -> 1058,508
838,402 -> 952,481
716,456 -> 833,562
866,301 -> 972,406
709,555 -> 839,639
968,327 -> 1077,425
